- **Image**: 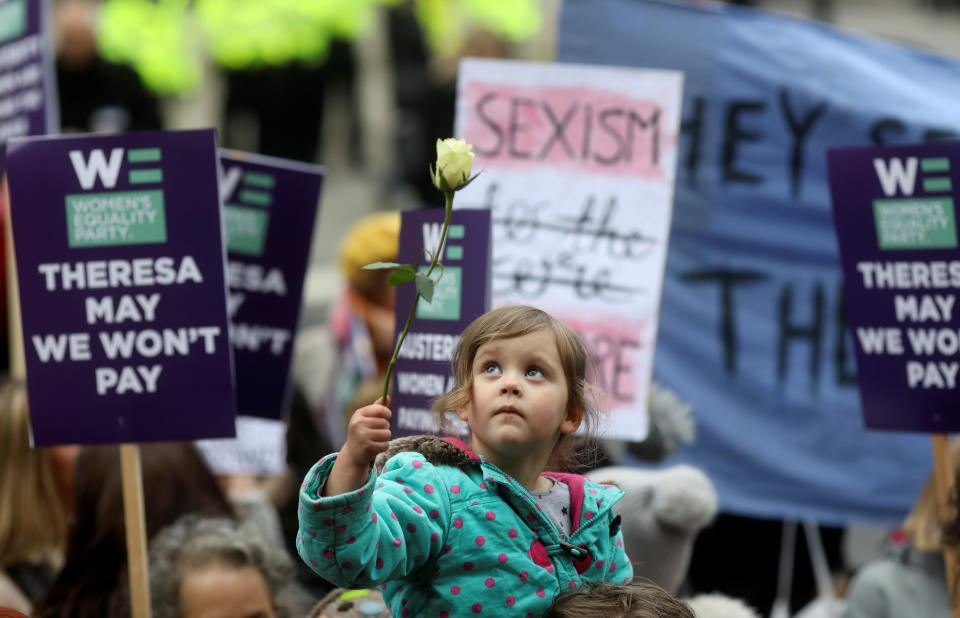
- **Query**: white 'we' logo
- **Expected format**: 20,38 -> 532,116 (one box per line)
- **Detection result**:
873,157 -> 918,197
68,148 -> 124,189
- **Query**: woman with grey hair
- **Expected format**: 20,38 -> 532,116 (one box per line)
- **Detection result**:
148,515 -> 297,618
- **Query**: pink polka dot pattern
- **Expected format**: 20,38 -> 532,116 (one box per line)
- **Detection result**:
450,485 -> 461,494
342,505 -> 353,514
485,511 -> 496,521
346,537 -> 355,544
569,581 -> 576,590
479,482 -> 487,489
595,560 -> 604,570
585,511 -> 595,520
498,553 -> 508,563
324,550 -> 334,559
463,562 -> 474,571
485,577 -> 495,588
453,518 -> 464,529
429,509 -> 440,519
375,558 -> 383,569
395,477 -> 405,484
424,484 -> 435,494
412,460 -> 423,468
536,589 -> 546,598
475,535 -> 486,546
431,532 -> 439,542
450,585 -> 461,595
406,523 -> 417,533
390,512 -> 398,521
440,613 -> 449,618
508,528 -> 518,538
413,505 -> 423,514
371,513 -> 378,523
404,487 -> 414,494
519,571 -> 529,582
506,596 -> 516,607
393,538 -> 402,547
472,603 -> 482,613
589,488 -> 598,495
609,561 -> 617,572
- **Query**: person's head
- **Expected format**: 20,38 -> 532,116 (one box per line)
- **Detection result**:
338,211 -> 400,308
35,443 -> 235,618
150,516 -> 294,618
903,438 -> 960,553
55,0 -> 98,69
544,580 -> 695,618
0,379 -> 68,569
433,305 -> 598,471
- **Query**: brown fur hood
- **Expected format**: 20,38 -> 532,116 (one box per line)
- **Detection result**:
373,435 -> 478,470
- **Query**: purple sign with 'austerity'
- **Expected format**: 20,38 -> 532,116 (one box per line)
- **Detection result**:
391,208 -> 491,438
6,129 -> 235,446
829,141 -> 960,432
220,149 -> 323,420
0,0 -> 59,174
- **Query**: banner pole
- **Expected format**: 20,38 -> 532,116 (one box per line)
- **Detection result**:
121,443 -> 152,618
931,434 -> 960,618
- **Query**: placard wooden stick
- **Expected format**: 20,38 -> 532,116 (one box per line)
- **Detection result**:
932,434 -> 959,618
121,443 -> 152,618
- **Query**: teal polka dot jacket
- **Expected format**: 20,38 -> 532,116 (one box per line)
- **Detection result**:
297,436 -> 633,617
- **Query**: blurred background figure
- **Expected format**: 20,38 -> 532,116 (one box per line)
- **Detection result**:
0,380 -> 74,615
33,443 -> 235,618
148,515 -> 300,618
842,441 -> 960,618
55,0 -> 162,133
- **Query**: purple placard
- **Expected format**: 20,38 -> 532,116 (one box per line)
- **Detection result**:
829,141 -> 960,432
219,149 -> 323,420
0,0 -> 59,175
390,208 -> 491,438
6,129 -> 235,446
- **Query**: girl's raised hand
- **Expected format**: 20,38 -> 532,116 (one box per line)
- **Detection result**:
325,397 -> 392,497
343,397 -> 393,467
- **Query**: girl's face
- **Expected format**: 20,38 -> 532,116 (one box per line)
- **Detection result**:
457,329 -> 580,469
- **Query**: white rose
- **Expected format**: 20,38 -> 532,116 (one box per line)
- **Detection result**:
433,138 -> 475,192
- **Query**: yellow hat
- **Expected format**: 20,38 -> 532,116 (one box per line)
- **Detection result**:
338,211 -> 401,294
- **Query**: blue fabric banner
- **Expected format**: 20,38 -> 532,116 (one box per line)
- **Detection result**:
557,0 -> 957,524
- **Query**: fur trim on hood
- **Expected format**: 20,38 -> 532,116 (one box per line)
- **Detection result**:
374,435 -> 478,469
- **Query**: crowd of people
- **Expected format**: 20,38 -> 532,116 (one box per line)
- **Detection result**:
2,0 -> 959,617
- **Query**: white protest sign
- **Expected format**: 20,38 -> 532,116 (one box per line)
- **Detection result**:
454,58 -> 683,441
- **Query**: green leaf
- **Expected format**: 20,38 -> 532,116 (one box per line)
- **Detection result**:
388,269 -> 416,286
415,272 -> 434,303
362,261 -> 406,270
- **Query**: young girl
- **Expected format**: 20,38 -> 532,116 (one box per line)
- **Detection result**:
298,305 -> 632,617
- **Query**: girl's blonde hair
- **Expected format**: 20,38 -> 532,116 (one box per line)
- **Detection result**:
904,438 -> 960,553
432,305 -> 600,471
0,380 -> 67,567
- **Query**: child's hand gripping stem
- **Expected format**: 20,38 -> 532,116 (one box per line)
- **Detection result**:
325,397 -> 392,496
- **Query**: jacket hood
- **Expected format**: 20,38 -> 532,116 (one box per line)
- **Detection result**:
374,435 -> 479,469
